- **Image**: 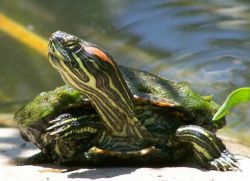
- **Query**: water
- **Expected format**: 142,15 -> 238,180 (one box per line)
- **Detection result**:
0,0 -> 250,142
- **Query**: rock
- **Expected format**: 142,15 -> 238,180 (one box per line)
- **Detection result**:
0,114 -> 16,127
0,128 -> 250,181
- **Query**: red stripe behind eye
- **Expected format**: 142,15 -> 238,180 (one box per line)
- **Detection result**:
84,46 -> 114,66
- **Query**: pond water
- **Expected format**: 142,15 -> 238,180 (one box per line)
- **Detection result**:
0,0 -> 250,142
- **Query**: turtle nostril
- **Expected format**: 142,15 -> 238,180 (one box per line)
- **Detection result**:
51,31 -> 68,43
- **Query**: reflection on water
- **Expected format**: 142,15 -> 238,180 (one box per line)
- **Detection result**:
0,0 -> 250,139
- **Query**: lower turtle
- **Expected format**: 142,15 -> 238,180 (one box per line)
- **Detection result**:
15,31 -> 239,171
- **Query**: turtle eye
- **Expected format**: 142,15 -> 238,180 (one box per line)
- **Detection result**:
63,39 -> 80,50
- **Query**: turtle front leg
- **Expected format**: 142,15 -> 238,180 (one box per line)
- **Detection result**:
46,113 -> 102,139
176,125 -> 239,171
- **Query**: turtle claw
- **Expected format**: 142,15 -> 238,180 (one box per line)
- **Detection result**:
48,113 -> 72,124
46,113 -> 100,139
48,125 -> 71,136
209,150 -> 240,171
46,113 -> 79,136
46,113 -> 78,136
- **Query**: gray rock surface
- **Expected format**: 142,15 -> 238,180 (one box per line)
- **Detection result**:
0,128 -> 250,181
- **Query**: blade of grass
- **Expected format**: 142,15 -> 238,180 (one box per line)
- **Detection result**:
213,87 -> 250,123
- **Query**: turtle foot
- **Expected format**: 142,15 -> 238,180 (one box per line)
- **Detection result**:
46,113 -> 78,137
46,113 -> 100,139
176,125 -> 241,171
208,150 -> 240,171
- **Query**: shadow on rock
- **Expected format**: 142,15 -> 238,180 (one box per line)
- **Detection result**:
0,128 -> 39,165
68,167 -> 137,179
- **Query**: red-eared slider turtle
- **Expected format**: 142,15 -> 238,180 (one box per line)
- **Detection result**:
15,31 -> 238,171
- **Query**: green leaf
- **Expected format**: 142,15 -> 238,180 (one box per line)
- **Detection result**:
212,87 -> 250,123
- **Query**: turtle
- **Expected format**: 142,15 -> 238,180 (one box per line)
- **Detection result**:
15,31 -> 239,171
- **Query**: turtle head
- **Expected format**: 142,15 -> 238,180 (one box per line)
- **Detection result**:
48,31 -> 132,102
48,31 -> 115,71
49,31 -> 122,89
48,31 -> 136,134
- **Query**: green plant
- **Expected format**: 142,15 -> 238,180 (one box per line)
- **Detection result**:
212,87 -> 250,126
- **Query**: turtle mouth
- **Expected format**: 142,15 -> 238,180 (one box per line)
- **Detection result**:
48,38 -> 53,50
48,38 -> 58,54
48,52 -> 60,66
48,38 -> 64,62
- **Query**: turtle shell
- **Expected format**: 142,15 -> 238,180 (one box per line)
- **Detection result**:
120,66 -> 223,135
15,65 -> 224,162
